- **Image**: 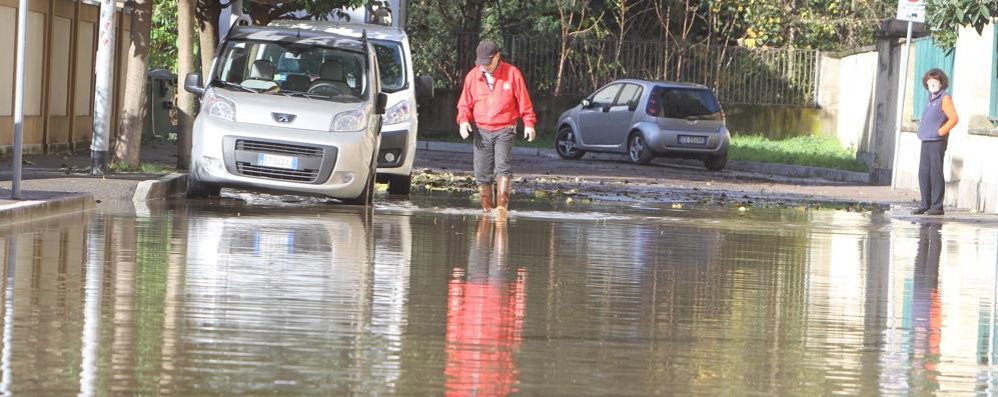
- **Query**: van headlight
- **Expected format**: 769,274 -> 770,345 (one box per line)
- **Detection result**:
331,108 -> 368,132
204,89 -> 236,121
383,99 -> 411,125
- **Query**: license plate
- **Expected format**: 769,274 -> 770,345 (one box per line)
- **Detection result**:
257,153 -> 298,169
678,135 -> 707,145
254,230 -> 294,256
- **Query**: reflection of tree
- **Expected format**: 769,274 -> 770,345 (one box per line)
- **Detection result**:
909,223 -> 942,393
445,218 -> 527,396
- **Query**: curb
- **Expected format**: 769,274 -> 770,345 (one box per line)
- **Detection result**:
0,191 -> 94,226
417,140 -> 869,184
133,172 -> 187,202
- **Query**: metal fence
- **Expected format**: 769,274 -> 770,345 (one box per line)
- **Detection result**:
434,33 -> 820,107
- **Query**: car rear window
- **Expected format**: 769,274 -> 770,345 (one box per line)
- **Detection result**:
646,86 -> 722,120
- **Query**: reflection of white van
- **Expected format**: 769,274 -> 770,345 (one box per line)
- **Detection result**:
270,6 -> 431,195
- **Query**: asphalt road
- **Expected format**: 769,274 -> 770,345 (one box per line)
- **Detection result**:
1,140 -> 918,209
412,147 -> 919,208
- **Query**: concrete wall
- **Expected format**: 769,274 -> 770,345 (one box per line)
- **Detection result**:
893,24 -> 998,213
817,49 -> 879,155
0,0 -> 129,155
417,90 -> 584,136
724,105 -> 822,138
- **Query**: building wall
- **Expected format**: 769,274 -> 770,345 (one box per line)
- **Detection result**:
0,0 -> 129,155
818,48 -> 879,156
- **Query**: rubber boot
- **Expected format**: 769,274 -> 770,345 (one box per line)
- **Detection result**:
495,176 -> 511,217
478,184 -> 495,214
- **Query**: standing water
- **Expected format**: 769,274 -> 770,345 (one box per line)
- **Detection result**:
0,198 -> 996,395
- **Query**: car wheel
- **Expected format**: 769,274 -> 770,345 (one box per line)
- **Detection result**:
703,153 -> 727,171
387,173 -> 412,195
628,133 -> 654,165
186,174 -> 220,198
555,127 -> 585,160
343,161 -> 376,207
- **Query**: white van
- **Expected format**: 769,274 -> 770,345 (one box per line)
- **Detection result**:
269,18 -> 431,195
183,25 -> 387,206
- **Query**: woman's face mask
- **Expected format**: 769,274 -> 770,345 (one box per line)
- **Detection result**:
926,78 -> 942,94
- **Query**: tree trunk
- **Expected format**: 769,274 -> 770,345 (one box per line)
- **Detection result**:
457,0 -> 486,70
176,0 -> 196,170
112,0 -> 154,167
197,0 -> 221,76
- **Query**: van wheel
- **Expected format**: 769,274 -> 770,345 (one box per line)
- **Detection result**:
703,154 -> 727,171
186,175 -> 220,198
387,173 -> 412,195
343,171 -> 375,206
628,133 -> 654,164
555,127 -> 585,159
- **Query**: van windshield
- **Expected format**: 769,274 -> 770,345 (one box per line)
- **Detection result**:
372,39 -> 406,93
211,39 -> 368,102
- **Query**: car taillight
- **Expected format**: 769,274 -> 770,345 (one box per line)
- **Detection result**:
646,96 -> 659,116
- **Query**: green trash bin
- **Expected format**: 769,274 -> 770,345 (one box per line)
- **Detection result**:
144,69 -> 178,140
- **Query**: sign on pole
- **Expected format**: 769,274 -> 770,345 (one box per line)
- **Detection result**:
897,0 -> 925,23
891,0 -> 920,190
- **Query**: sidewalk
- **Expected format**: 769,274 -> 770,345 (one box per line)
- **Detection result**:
0,140 -> 996,227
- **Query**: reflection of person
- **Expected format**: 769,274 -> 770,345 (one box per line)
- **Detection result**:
910,222 -> 942,389
912,68 -> 958,216
445,218 -> 526,396
456,40 -> 537,216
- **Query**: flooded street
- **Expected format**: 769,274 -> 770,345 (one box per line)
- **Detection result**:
1,197 -> 997,395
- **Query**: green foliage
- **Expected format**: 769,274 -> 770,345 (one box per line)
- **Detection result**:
730,134 -> 868,172
150,0 -> 177,71
109,161 -> 172,174
926,0 -> 997,49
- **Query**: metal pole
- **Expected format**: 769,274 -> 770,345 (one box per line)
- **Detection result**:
11,0 -> 28,199
1,237 -> 17,394
891,21 -> 913,191
91,0 -> 116,175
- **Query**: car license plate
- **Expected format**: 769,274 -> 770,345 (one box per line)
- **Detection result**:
254,230 -> 294,256
678,135 -> 707,145
257,153 -> 298,169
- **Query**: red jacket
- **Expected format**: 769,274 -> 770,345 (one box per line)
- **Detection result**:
456,61 -> 537,131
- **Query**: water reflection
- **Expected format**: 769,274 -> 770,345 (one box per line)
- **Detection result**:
3,203 -> 998,395
909,222 -> 942,394
445,218 -> 526,396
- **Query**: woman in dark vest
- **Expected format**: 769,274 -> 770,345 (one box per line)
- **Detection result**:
912,68 -> 958,216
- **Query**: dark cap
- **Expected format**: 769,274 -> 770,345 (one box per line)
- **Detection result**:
475,40 -> 499,65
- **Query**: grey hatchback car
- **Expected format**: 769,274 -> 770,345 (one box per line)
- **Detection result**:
555,79 -> 730,171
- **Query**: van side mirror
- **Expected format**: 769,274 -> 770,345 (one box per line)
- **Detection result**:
416,75 -> 434,99
581,99 -> 591,108
184,73 -> 204,97
375,92 -> 388,115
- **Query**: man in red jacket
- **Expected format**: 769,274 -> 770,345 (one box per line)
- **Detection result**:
457,39 -> 537,216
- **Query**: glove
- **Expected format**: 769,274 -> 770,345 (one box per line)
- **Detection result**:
459,122 -> 472,139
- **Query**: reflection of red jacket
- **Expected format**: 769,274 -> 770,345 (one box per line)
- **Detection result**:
456,62 -> 537,130
445,268 -> 527,397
